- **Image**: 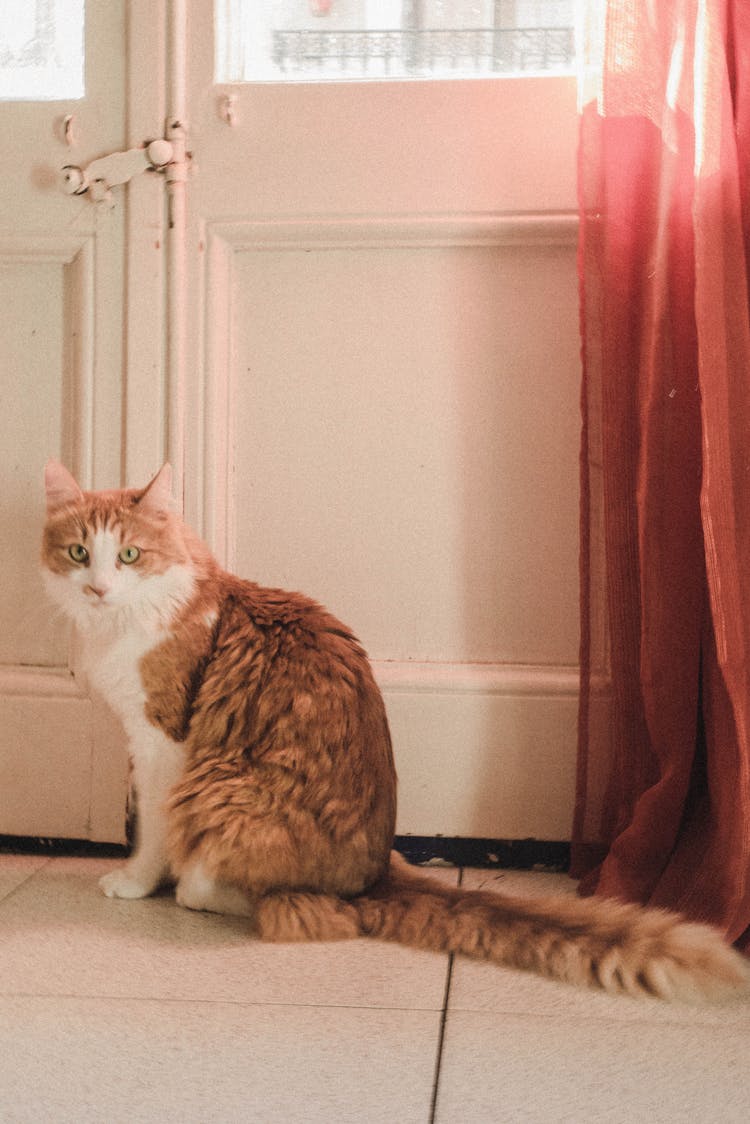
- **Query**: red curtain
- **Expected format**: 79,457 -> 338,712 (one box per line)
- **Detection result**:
573,0 -> 750,949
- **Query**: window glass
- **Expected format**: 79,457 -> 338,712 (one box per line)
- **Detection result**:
0,0 -> 84,100
216,1 -> 575,83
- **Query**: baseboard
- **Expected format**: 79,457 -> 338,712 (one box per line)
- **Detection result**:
0,834 -> 128,858
0,833 -> 570,873
395,835 -> 570,871
375,661 -> 579,839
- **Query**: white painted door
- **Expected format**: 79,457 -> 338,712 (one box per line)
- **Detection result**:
0,0 -> 166,841
1,2 -> 580,844
183,5 -> 581,840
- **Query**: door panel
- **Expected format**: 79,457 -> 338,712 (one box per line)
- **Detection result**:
1,254 -> 70,668
186,5 -> 580,838
228,234 -> 579,666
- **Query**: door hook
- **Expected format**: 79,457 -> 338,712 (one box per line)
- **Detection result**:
63,114 -> 76,147
220,94 -> 237,127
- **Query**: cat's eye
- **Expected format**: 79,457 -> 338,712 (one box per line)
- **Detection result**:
118,546 -> 141,565
68,544 -> 89,564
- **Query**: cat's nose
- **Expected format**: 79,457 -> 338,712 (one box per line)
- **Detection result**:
86,584 -> 110,599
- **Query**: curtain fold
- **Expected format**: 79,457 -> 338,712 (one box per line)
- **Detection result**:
573,0 -> 750,949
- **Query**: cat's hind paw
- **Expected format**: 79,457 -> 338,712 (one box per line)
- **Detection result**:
99,867 -> 158,900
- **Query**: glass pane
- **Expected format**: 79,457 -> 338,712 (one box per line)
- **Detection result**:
0,0 -> 84,101
216,1 -> 575,83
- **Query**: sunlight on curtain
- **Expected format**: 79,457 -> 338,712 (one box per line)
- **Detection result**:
574,0 -> 750,949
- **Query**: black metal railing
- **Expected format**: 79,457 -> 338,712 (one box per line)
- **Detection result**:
272,27 -> 575,78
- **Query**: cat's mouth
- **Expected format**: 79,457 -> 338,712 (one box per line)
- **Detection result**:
84,584 -> 114,607
83,591 -> 116,612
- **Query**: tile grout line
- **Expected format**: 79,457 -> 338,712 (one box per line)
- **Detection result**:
0,991 -> 453,1015
428,866 -> 462,1124
0,857 -> 54,909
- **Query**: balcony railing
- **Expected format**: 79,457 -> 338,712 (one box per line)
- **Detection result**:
272,27 -> 575,79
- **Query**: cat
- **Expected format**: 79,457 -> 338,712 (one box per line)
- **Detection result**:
41,459 -> 748,1002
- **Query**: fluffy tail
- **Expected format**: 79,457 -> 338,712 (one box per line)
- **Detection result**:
252,852 -> 749,1003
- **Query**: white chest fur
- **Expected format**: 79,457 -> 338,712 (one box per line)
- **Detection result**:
76,608 -> 188,824
78,620 -> 163,740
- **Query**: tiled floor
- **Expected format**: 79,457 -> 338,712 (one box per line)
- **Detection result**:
1,856 -> 749,1124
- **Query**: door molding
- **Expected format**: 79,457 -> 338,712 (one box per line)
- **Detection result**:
0,234 -> 95,486
196,210 -> 579,567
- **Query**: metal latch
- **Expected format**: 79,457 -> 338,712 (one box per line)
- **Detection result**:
60,137 -> 176,207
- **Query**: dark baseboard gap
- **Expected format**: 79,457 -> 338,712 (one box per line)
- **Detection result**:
0,835 -> 128,858
0,833 -> 570,872
395,835 -> 570,872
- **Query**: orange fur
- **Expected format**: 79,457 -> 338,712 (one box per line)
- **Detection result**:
158,570 -> 397,898
41,462 -> 750,1003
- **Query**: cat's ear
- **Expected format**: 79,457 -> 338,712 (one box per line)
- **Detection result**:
138,463 -> 174,514
44,459 -> 84,515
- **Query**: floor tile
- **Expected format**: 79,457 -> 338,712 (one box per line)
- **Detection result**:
0,855 -> 455,1011
0,854 -> 49,903
0,995 -> 440,1124
459,868 -> 580,899
449,870 -> 750,1027
434,1009 -> 750,1124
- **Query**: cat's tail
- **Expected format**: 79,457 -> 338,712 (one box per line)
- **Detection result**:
252,852 -> 749,1003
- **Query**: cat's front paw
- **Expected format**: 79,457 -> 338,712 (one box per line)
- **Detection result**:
99,867 -> 158,900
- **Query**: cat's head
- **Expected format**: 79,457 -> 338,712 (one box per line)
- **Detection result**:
41,461 -> 195,629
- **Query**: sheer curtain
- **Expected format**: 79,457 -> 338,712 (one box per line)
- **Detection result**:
573,0 -> 750,949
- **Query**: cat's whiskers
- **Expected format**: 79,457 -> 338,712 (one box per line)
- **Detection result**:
140,569 -> 196,628
79,590 -> 186,639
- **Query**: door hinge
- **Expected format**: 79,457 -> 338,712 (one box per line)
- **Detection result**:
60,131 -> 186,207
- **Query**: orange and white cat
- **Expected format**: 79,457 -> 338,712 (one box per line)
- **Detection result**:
41,459 -> 749,1001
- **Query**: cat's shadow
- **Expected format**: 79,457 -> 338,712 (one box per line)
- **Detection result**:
4,860 -> 257,950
